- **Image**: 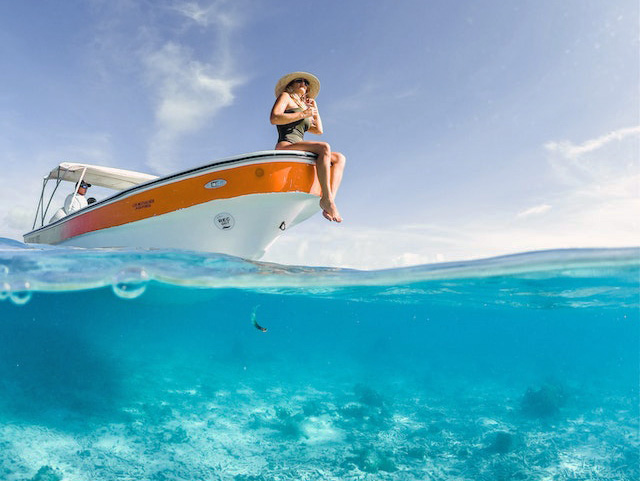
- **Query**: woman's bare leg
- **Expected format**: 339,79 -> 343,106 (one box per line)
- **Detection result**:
275,141 -> 342,222
330,152 -> 346,199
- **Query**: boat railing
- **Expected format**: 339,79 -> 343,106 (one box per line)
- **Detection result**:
32,165 -> 88,229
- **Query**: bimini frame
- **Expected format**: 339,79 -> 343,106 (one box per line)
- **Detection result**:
31,163 -> 158,230
32,165 -> 88,230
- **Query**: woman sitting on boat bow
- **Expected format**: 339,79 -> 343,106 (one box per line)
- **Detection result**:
270,72 -> 345,223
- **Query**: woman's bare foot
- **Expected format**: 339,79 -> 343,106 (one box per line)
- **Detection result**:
320,197 -> 342,223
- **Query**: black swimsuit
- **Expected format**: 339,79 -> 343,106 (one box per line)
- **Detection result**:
276,108 -> 312,143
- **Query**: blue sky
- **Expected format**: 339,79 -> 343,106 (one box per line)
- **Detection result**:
1,0 -> 638,268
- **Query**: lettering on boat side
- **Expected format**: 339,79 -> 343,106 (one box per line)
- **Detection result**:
205,179 -> 227,189
133,199 -> 155,210
214,212 -> 235,230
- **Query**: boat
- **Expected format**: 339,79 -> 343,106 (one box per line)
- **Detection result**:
23,151 -> 322,259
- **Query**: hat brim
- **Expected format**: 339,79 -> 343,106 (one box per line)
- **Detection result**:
274,72 -> 320,99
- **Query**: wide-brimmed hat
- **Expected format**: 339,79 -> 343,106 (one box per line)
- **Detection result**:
274,72 -> 320,98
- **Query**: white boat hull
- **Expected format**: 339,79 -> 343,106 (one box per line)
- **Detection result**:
57,192 -> 319,259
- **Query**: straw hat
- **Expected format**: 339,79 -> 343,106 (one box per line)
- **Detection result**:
274,72 -> 320,99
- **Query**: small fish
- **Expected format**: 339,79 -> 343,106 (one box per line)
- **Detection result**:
251,305 -> 267,332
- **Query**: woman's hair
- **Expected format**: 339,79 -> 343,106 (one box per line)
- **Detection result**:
285,82 -> 308,108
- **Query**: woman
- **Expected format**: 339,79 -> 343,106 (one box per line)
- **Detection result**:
270,72 -> 345,222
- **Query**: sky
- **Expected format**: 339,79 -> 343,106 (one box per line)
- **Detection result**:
1,0 -> 638,269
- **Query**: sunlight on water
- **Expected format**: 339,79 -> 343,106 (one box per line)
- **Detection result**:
0,238 -> 638,481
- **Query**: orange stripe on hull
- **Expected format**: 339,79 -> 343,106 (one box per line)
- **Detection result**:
48,161 -> 320,243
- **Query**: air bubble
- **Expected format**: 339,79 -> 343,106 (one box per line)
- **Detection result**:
0,265 -> 8,277
8,281 -> 32,306
112,267 -> 149,299
0,282 -> 9,301
10,291 -> 33,306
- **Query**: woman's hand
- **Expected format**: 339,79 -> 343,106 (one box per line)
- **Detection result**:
306,98 -> 318,116
306,98 -> 323,134
305,98 -> 318,125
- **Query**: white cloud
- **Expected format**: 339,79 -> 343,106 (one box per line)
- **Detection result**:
145,42 -> 242,173
148,45 -> 236,132
262,199 -> 637,270
143,2 -> 245,174
545,125 -> 639,211
544,125 -> 640,159
173,2 -> 211,25
263,221 -> 472,269
516,203 -> 552,218
172,1 -> 239,28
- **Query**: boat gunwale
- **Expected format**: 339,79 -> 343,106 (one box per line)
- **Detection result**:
25,151 -> 318,238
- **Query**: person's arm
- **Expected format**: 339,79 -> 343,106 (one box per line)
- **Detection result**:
307,98 -> 323,134
270,93 -> 313,125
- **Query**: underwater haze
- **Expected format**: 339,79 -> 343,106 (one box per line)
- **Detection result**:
0,239 -> 638,481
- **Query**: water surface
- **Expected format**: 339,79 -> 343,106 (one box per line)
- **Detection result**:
1,240 -> 638,480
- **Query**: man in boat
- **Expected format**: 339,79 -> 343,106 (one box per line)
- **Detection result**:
64,180 -> 92,214
50,180 -> 93,223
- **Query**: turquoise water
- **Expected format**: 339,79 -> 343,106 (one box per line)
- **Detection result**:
0,239 -> 638,481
